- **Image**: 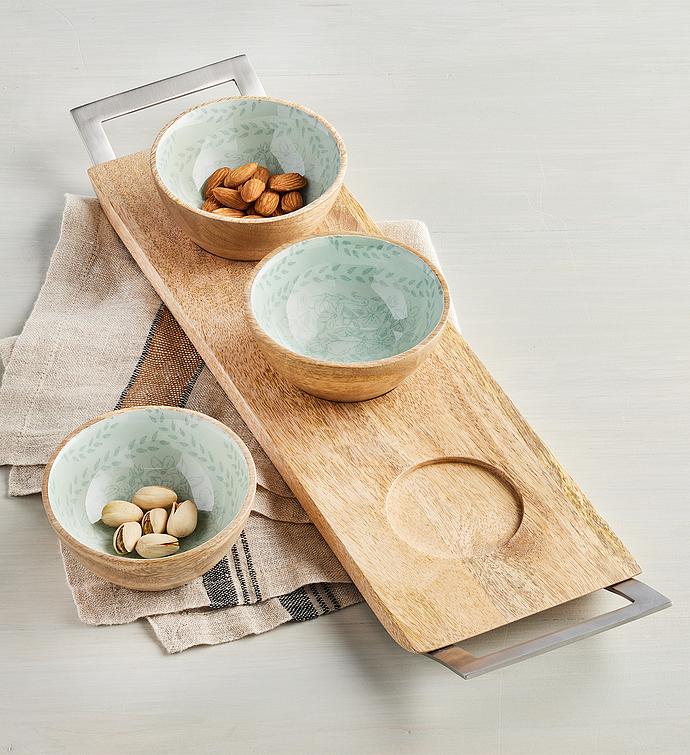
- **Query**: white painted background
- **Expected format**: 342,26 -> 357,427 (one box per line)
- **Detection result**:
1,1 -> 688,753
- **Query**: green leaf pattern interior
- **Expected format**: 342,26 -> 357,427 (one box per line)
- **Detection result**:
251,236 -> 446,363
155,99 -> 341,208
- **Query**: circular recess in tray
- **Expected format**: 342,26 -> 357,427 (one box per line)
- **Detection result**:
385,457 -> 524,559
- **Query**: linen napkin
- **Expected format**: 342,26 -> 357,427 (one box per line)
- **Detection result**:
0,194 -> 454,652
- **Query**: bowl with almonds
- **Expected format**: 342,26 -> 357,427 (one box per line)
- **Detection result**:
151,96 -> 347,260
42,406 -> 256,591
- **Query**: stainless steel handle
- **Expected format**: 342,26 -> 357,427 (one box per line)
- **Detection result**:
71,54 -> 265,165
427,578 -> 670,679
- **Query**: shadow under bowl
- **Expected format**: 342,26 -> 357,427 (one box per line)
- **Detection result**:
246,233 -> 450,402
151,96 -> 347,260
42,406 -> 256,591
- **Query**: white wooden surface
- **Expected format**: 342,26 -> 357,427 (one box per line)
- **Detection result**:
1,2 -> 688,753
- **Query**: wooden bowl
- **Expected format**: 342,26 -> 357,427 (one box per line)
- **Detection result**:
150,96 -> 347,260
42,406 -> 256,591
246,233 -> 450,402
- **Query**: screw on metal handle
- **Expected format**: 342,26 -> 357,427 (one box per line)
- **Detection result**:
427,578 -> 670,679
71,54 -> 265,165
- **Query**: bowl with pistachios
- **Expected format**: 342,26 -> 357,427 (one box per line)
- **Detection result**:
41,406 -> 256,591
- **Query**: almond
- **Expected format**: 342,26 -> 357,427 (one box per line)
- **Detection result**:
224,162 -> 258,188
203,167 -> 230,198
268,173 -> 307,192
240,178 -> 266,203
212,187 -> 249,210
253,166 -> 270,183
281,191 -> 304,212
213,207 -> 245,218
202,196 -> 222,212
254,190 -> 280,216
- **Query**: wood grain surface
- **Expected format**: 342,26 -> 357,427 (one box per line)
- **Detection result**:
89,151 -> 640,653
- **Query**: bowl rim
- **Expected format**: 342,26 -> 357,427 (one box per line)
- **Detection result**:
41,406 -> 257,565
245,232 -> 451,370
150,95 -> 348,225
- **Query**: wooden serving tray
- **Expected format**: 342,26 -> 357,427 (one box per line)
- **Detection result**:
89,150 -> 640,654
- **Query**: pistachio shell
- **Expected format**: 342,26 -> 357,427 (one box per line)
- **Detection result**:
142,508 -> 168,535
132,486 -> 177,511
135,533 -> 180,559
101,500 -> 144,527
166,499 -> 198,538
113,521 -> 142,554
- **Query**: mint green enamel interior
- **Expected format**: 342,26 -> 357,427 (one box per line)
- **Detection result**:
47,408 -> 250,558
155,98 -> 341,209
251,236 -> 446,364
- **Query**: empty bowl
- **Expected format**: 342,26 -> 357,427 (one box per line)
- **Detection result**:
151,96 -> 347,260
42,406 -> 256,591
246,234 -> 450,401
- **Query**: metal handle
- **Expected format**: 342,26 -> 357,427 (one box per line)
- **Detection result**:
71,54 -> 265,165
427,578 -> 670,679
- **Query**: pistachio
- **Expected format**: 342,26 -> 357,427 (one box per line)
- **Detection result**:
113,521 -> 142,554
101,500 -> 144,528
132,485 -> 177,511
166,499 -> 198,538
135,533 -> 180,559
142,507 -> 168,535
